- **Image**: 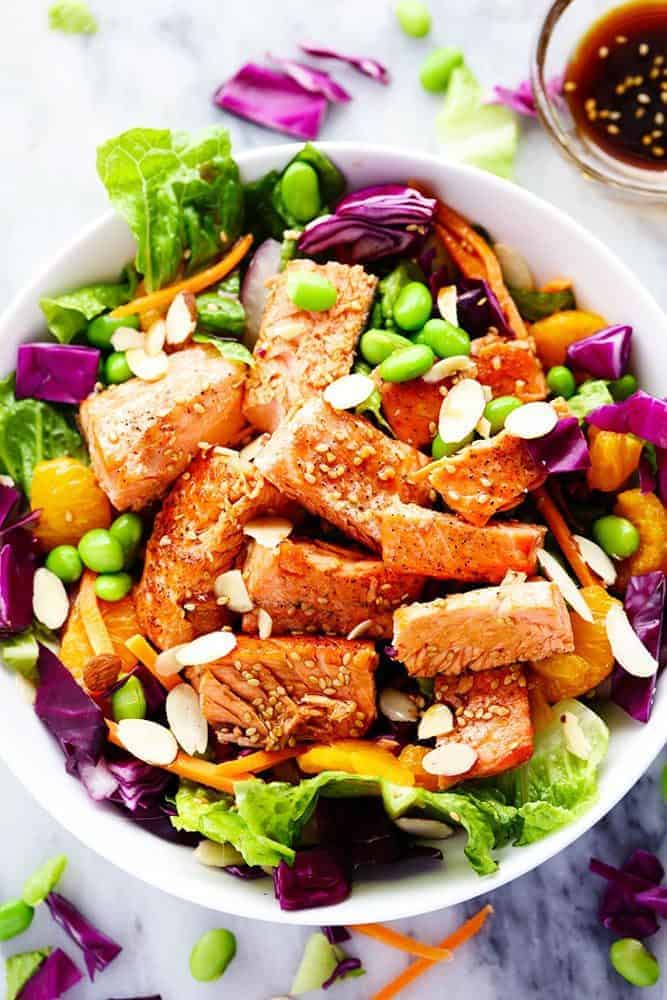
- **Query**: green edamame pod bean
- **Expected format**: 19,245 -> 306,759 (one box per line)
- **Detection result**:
112,674 -> 147,722
592,515 -> 640,559
432,431 -> 473,459
610,938 -> 660,988
87,313 -> 139,350
78,529 -> 125,574
483,395 -> 523,435
22,855 -> 67,907
610,373 -> 638,401
287,272 -> 337,312
45,545 -> 83,584
360,329 -> 414,366
416,318 -> 470,358
378,344 -> 435,383
280,162 -> 321,223
546,365 -> 576,399
110,512 -> 143,564
189,928 -> 237,982
0,899 -> 34,941
393,282 -> 433,331
395,0 -> 431,37
104,352 -> 132,384
420,46 -> 464,93
196,293 -> 246,334
95,572 -> 133,603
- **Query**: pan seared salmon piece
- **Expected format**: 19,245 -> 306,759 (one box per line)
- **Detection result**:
254,397 -> 432,551
243,260 -> 377,433
380,379 -> 444,449
422,432 -> 547,527
381,503 -> 545,582
187,635 -> 378,749
393,580 -> 574,677
241,538 -> 423,638
472,334 -> 547,402
433,665 -> 534,787
80,345 -> 247,511
135,448 -> 288,650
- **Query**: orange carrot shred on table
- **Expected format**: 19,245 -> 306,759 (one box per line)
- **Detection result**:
124,634 -> 181,691
110,234 -> 253,318
532,484 -> 598,588
370,904 -> 493,1000
78,571 -> 114,656
351,924 -> 452,961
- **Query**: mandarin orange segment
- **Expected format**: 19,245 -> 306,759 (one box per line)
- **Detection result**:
60,588 -> 139,685
614,489 -> 667,587
530,310 -> 607,370
398,744 -> 439,791
530,585 -> 619,702
586,429 -> 642,492
31,457 -> 112,549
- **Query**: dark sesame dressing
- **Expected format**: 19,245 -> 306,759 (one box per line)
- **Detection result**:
564,1 -> 667,170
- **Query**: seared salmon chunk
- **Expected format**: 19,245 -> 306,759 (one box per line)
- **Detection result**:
381,503 -> 545,582
188,635 -> 378,749
380,379 -> 444,450
242,538 -> 424,638
433,665 -> 534,787
393,580 -> 574,676
423,432 -> 547,527
136,448 -> 288,650
255,397 -> 432,551
472,334 -> 547,402
243,260 -> 377,433
80,345 -> 247,510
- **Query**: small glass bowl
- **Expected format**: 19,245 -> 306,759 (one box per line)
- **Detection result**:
532,0 -> 667,200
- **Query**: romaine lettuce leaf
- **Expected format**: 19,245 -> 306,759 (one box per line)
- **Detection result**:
39,266 -> 137,343
96,127 -> 243,292
509,286 -> 577,322
192,333 -> 254,367
568,380 -> 614,420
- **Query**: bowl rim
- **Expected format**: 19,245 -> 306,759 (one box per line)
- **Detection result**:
1,140 -> 666,925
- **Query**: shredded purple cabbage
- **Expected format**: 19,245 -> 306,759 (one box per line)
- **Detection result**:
489,74 -> 564,116
20,947 -> 83,1000
322,956 -> 364,989
45,893 -> 122,981
0,482 -> 21,528
611,571 -> 665,723
591,850 -> 664,938
223,864 -> 267,880
16,343 -> 100,405
639,452 -> 657,494
78,759 -> 119,801
656,447 -> 667,502
634,886 -> 667,917
214,64 -> 328,140
526,417 -> 590,473
566,325 -> 632,380
0,523 -> 39,635
335,184 -> 435,224
457,278 -> 513,338
299,42 -> 389,84
321,925 -> 351,945
273,847 -> 350,911
106,755 -> 171,813
267,55 -> 351,103
588,391 -> 667,448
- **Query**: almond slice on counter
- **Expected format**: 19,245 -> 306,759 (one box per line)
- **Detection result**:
214,570 -> 254,613
243,516 -> 293,549
379,687 -> 419,723
126,347 -> 169,382
166,683 -> 209,755
165,291 -> 197,346
536,548 -> 594,623
394,817 -> 454,840
145,319 -> 167,356
111,327 -> 145,352
32,567 -> 69,630
417,703 -> 454,740
573,535 -> 617,586
323,373 -> 375,410
422,742 -> 478,777
437,285 -> 459,326
346,618 -> 374,640
117,718 -> 179,766
505,401 -> 558,440
438,378 -> 486,443
422,355 -> 475,384
174,630 -> 238,667
606,603 -> 659,678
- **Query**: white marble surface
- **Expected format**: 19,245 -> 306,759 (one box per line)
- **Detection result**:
1,1 -> 666,997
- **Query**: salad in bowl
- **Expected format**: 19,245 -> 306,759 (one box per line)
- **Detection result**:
1,128 -> 665,916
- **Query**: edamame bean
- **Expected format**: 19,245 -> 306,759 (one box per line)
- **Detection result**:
546,365 -> 576,399
95,572 -> 133,603
483,395 -> 523,435
0,899 -> 34,941
110,513 -> 143,564
87,313 -> 139,351
78,529 -> 125,574
104,352 -> 132,384
419,46 -> 464,93
393,282 -> 433,331
395,0 -> 431,36
610,938 -> 660,988
378,344 -> 435,383
610,373 -> 638,402
432,431 -> 473,460
416,318 -> 471,358
360,329 -> 414,366
189,928 -> 237,982
593,515 -> 640,559
195,293 -> 245,334
22,855 -> 67,907
280,162 -> 321,223
112,674 -> 147,722
287,272 -> 337,312
45,545 -> 83,584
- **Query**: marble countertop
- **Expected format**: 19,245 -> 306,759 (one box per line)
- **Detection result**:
1,0 -> 666,996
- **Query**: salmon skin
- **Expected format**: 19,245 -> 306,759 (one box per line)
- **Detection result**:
422,431 -> 547,527
188,635 -> 378,750
380,379 -> 444,450
381,502 -> 545,582
472,334 -> 547,402
393,580 -> 574,677
80,345 -> 247,511
243,260 -> 377,433
242,537 -> 424,638
135,447 -> 289,650
433,665 -> 534,787
254,397 -> 432,551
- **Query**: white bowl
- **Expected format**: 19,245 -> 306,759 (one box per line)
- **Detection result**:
0,143 -> 665,925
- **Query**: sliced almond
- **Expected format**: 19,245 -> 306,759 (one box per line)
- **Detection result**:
323,373 -> 375,411
257,608 -> 273,639
422,742 -> 477,777
110,327 -> 145,352
536,548 -> 594,623
346,618 -> 373,640
500,569 -> 527,588
15,673 -> 37,706
166,683 -> 209,755
32,567 -> 69,630
559,710 -> 591,760
154,647 -> 184,678
117,718 -> 178,766
165,291 -> 197,346
606,603 -> 659,678
476,415 -> 492,439
213,570 -> 254,613
240,434 -> 270,464
417,703 -> 454,740
268,318 -> 310,342
126,347 -> 169,382
438,378 -> 486,443
193,840 -> 244,868
379,688 -> 419,723
437,285 -> 459,326
493,242 -> 535,291
505,401 -> 557,440
243,517 -> 293,549
0,475 -> 15,487
573,535 -> 617,586
394,817 -> 454,840
145,319 -> 167,356
422,355 -> 475,384
175,630 -> 237,667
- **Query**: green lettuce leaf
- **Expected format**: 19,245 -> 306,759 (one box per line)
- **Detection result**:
48,0 -> 97,33
437,64 -> 519,179
0,630 -> 39,680
568,379 -> 614,419
96,127 -> 243,292
5,949 -> 51,1000
192,333 -> 254,367
39,266 -> 137,343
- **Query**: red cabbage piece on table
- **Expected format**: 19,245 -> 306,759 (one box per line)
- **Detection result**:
611,571 -> 665,723
527,417 -> 590,473
322,955 -> 364,989
214,64 -> 328,140
267,55 -> 351,103
19,948 -> 82,1000
45,893 -> 121,981
590,850 -> 664,938
299,42 -> 389,84
566,325 -> 632,380
16,343 -> 100,405
273,847 -> 350,911
490,74 -> 564,116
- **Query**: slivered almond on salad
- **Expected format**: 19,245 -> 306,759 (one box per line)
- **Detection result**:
8,128 -> 660,913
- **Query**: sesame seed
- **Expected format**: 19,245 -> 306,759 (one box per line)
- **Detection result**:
639,42 -> 650,57
638,92 -> 651,104
598,46 -> 609,58
564,80 -> 576,92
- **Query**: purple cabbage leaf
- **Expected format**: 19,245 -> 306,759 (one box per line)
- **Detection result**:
299,42 -> 389,84
16,343 -> 100,405
45,893 -> 122,981
456,277 -> 513,338
19,948 -> 83,1000
566,325 -> 632,380
267,54 -> 351,103
526,417 -> 590,473
214,64 -> 328,139
611,571 -> 665,723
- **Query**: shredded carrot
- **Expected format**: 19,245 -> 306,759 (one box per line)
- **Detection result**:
533,484 -> 598,588
78,572 -> 114,656
540,277 -> 572,294
110,234 -> 253,318
370,905 -> 493,1000
215,748 -> 304,778
124,634 -> 181,691
351,924 -> 452,961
